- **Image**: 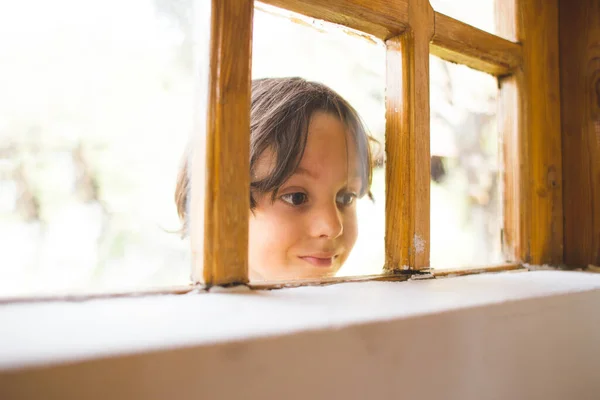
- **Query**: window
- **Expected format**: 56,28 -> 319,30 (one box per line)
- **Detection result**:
252,4 -> 386,278
0,0 -> 565,297
0,0 -> 202,297
430,57 -> 503,269
429,0 -> 496,36
187,0 -> 561,287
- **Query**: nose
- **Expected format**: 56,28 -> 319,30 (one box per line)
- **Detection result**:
309,202 -> 344,239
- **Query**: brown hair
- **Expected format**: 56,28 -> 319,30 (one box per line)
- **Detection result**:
175,77 -> 374,236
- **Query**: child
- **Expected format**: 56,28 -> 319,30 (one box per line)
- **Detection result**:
175,77 -> 374,281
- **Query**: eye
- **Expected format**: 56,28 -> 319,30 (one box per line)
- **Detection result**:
280,192 -> 308,206
336,192 -> 357,207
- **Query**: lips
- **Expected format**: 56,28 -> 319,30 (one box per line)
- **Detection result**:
299,254 -> 337,268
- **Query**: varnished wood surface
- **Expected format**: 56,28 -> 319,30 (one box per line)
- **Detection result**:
384,0 -> 434,272
496,0 -> 521,262
496,0 -> 564,265
258,0 -> 409,40
432,263 -> 525,277
192,0 -> 253,285
250,273 -> 411,290
497,74 -> 522,261
431,12 -> 522,76
559,0 -> 600,267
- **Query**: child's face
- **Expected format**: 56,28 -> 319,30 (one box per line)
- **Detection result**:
249,111 -> 360,281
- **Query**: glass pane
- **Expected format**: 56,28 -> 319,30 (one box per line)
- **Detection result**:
430,0 -> 497,37
430,55 -> 504,269
0,0 -> 208,297
249,3 -> 386,281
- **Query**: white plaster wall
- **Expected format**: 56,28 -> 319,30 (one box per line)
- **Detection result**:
1,271 -> 600,399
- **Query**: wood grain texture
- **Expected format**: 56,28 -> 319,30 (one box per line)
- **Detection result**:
384,0 -> 434,272
431,12 -> 522,76
432,263 -> 525,277
497,74 -> 523,261
496,0 -> 564,265
559,0 -> 600,267
249,273 -> 410,290
259,0 -> 409,40
191,0 -> 253,285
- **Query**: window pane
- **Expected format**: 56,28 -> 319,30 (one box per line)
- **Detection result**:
430,55 -> 504,269
250,3 -> 386,280
0,0 -> 207,297
430,0 -> 497,37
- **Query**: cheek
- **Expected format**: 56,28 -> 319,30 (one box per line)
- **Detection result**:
342,209 -> 358,253
248,205 -> 302,274
329,208 -> 358,275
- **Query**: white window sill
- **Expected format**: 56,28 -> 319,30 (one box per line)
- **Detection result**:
2,270 -> 600,399
1,269 -> 599,371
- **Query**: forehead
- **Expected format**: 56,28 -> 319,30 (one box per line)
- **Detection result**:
298,111 -> 360,176
252,111 -> 365,183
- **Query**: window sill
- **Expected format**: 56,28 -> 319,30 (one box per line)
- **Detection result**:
2,270 -> 600,399
0,269 -> 598,371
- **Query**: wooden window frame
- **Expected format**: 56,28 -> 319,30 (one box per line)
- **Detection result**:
193,0 -> 563,288
0,0 -> 561,303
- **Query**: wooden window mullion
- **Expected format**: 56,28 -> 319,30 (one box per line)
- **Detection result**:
384,0 -> 434,272
191,0 -> 254,285
496,0 -> 563,265
192,0 -> 537,285
430,12 -> 522,76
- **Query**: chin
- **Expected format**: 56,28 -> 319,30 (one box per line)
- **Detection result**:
289,264 -> 342,280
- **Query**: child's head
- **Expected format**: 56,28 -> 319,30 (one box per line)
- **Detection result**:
176,77 -> 374,281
